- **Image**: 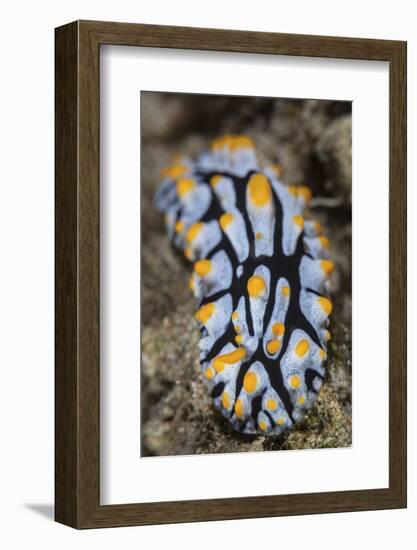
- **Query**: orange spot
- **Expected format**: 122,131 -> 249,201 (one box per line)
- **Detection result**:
248,174 -> 272,207
289,375 -> 301,389
287,185 -> 312,202
213,361 -> 225,374
204,367 -> 214,380
230,135 -> 254,150
295,339 -> 310,357
184,247 -> 193,261
213,347 -> 246,373
211,135 -> 233,151
281,286 -> 290,297
222,392 -> 231,410
188,276 -> 195,291
266,340 -> 281,355
266,399 -> 277,410
223,135 -> 234,149
195,303 -> 215,324
210,175 -> 222,188
219,212 -> 234,230
247,275 -> 266,297
259,420 -> 268,432
272,322 -> 285,337
161,163 -> 188,179
318,296 -> 333,316
194,259 -> 212,277
243,372 -> 257,393
297,395 -> 306,405
186,222 -> 203,243
288,185 -> 298,196
293,215 -> 304,229
175,220 -> 185,233
234,399 -> 244,418
231,311 -> 239,321
319,236 -> 330,249
321,259 -> 334,275
176,178 -> 195,197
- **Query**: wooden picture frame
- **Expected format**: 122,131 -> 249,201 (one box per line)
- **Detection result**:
55,20 -> 407,529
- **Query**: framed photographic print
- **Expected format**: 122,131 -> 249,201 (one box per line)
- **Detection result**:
55,20 -> 406,528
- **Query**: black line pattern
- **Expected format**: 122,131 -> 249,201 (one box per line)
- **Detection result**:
155,136 -> 333,434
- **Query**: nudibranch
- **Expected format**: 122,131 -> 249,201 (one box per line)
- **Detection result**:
155,135 -> 333,434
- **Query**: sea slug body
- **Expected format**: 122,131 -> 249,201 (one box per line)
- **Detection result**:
155,135 -> 333,435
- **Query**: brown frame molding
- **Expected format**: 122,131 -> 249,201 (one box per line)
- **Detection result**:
55,20 -> 407,529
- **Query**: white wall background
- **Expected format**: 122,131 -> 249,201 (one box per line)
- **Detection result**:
0,0 -> 414,547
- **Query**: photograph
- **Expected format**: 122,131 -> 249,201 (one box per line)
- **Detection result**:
140,92 -> 352,456
0,1 -> 409,543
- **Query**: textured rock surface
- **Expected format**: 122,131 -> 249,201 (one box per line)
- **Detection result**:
141,92 -> 351,456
